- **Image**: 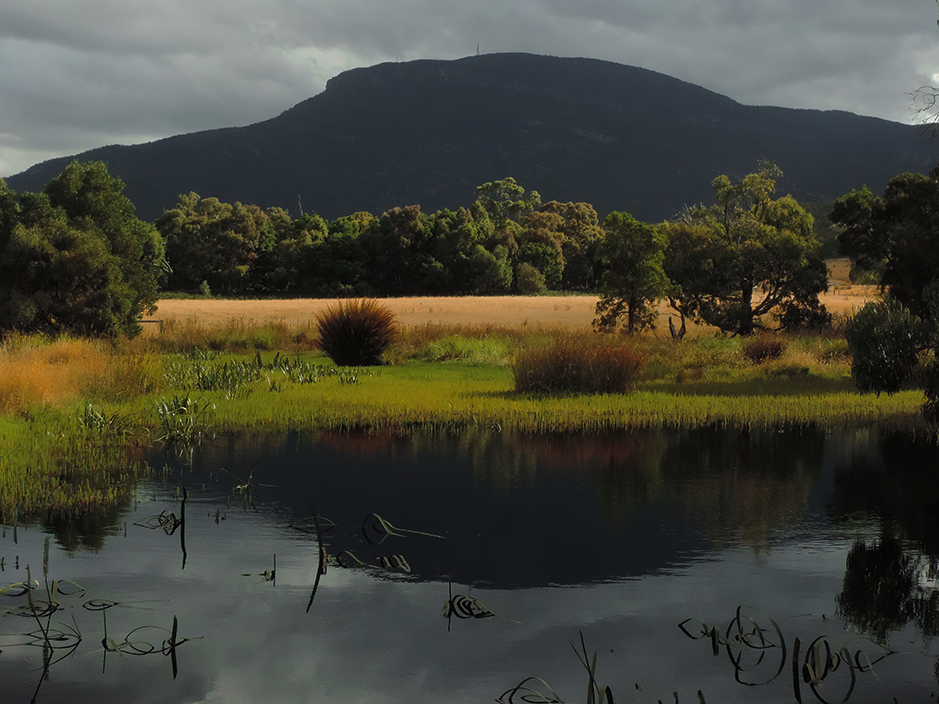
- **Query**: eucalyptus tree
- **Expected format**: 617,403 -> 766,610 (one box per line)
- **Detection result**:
831,168 -> 939,318
0,162 -> 164,338
665,163 -> 827,335
593,211 -> 669,334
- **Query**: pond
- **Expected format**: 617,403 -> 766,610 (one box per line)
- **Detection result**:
2,426 -> 939,703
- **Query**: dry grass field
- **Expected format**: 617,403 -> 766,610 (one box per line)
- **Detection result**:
151,260 -> 877,334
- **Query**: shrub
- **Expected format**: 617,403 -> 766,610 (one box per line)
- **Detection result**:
516,263 -> 547,294
845,297 -> 927,394
511,334 -> 645,394
314,299 -> 398,366
742,335 -> 785,364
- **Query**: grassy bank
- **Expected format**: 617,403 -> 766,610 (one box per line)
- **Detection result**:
0,320 -> 929,518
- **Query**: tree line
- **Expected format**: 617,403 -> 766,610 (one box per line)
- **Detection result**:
0,158 -> 908,342
154,178 -> 603,299
156,162 -> 837,337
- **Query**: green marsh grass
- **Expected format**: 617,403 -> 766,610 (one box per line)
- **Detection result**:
137,324 -> 924,435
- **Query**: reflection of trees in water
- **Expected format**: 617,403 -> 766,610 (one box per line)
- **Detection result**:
837,535 -> 939,649
657,426 -> 824,553
829,431 -> 939,555
501,425 -> 824,552
831,431 -> 939,669
509,430 -> 669,524
42,498 -> 131,552
836,536 -> 924,643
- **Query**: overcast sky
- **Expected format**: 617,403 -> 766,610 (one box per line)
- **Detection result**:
2,0 -> 939,178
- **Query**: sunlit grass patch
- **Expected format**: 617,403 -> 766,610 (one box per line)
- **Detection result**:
395,333 -> 513,365
0,335 -> 110,414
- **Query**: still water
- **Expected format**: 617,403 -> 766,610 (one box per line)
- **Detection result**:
2,426 -> 939,703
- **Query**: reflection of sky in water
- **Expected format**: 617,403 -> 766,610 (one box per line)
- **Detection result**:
1,428 -> 938,702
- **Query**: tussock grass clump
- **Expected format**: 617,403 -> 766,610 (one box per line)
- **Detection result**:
742,335 -> 785,364
512,333 -> 645,394
315,299 -> 398,366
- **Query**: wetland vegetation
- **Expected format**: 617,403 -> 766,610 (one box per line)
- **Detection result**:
0,312 -> 926,522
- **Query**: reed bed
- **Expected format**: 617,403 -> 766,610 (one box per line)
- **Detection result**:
511,333 -> 645,394
0,419 -> 146,524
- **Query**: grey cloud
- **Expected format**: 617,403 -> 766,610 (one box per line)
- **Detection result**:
2,0 -> 938,176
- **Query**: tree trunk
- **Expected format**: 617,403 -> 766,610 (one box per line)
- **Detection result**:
739,279 -> 754,335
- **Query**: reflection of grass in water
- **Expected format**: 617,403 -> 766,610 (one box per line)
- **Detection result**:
499,606 -> 892,704
361,513 -> 444,544
442,581 -> 518,630
679,605 -> 892,704
304,511 -> 444,612
1,543 -> 199,688
497,631 -> 615,704
97,613 -> 200,680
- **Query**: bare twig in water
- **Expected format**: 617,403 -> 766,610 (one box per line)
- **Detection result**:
306,510 -> 328,614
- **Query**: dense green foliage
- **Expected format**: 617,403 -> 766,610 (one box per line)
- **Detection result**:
662,163 -> 828,336
831,163 -> 939,420
844,285 -> 939,422
0,162 -> 164,338
830,169 -> 939,317
845,296 -> 926,396
593,212 -> 668,334
155,178 -> 604,298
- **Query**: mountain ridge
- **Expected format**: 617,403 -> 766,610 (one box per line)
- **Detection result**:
6,52 -> 939,221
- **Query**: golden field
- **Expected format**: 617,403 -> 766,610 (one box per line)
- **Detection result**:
151,259 -> 877,334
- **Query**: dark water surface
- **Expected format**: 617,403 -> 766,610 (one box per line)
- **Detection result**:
2,426 -> 939,703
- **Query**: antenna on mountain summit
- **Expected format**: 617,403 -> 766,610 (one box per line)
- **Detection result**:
476,43 -> 480,56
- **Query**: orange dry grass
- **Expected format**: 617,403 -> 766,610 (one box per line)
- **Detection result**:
0,337 -> 110,414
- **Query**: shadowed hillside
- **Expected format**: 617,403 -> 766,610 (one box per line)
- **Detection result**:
7,53 -> 939,221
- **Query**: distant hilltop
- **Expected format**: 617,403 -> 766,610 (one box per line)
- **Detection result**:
7,52 -> 939,221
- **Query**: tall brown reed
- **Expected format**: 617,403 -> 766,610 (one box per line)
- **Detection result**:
511,332 -> 645,394
742,334 -> 786,364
